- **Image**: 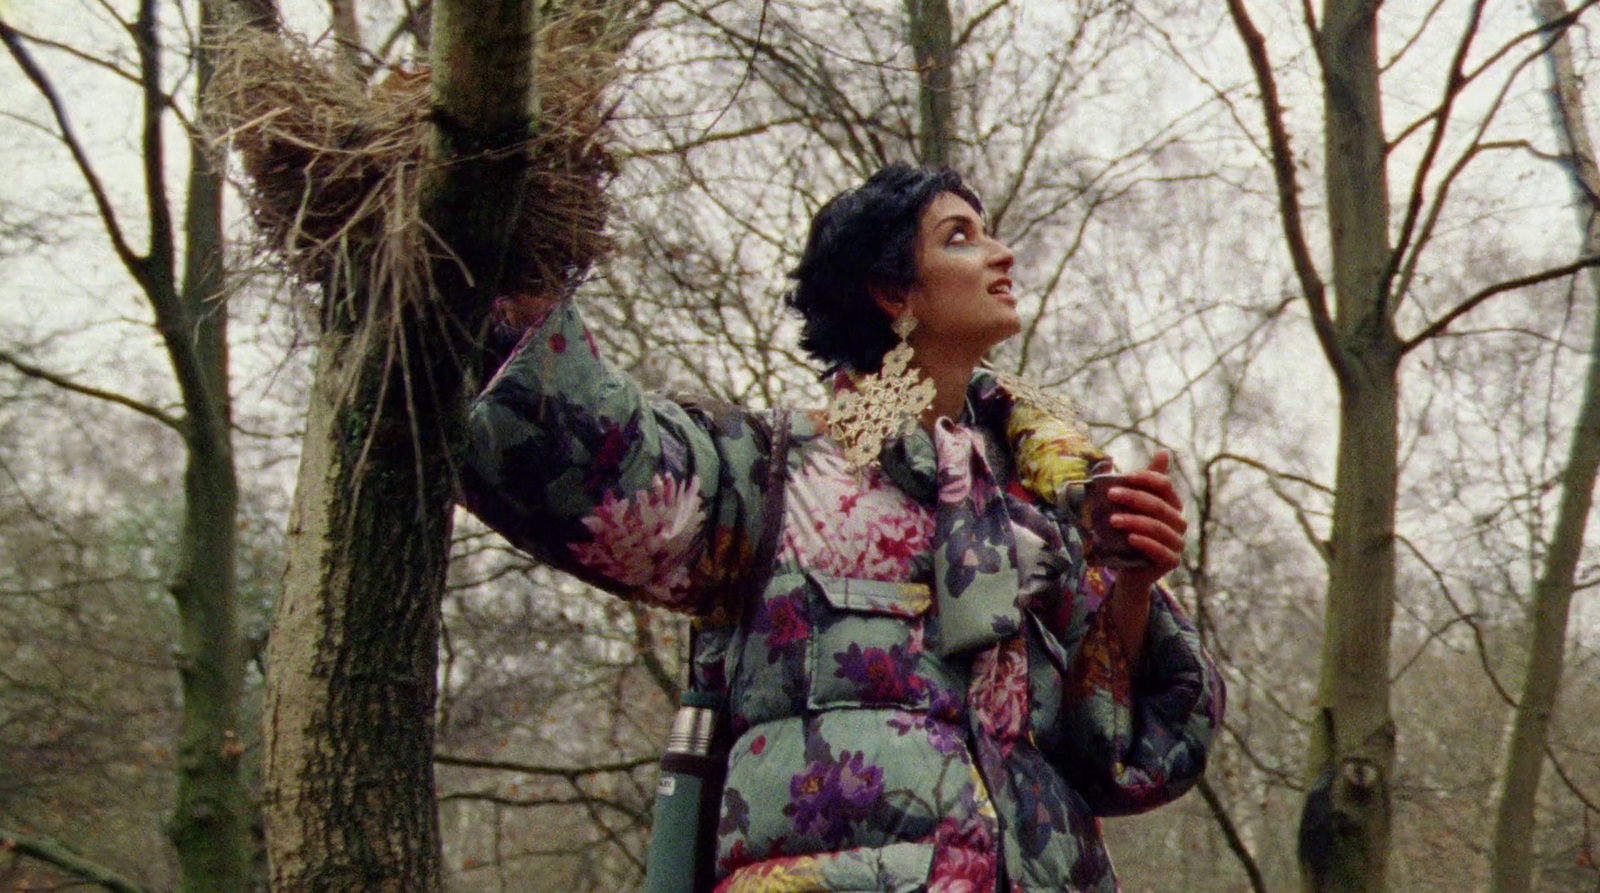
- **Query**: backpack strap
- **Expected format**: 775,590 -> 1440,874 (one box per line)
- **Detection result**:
685,409 -> 792,687
742,409 -> 793,606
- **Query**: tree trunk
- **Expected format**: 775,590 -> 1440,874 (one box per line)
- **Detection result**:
904,0 -> 953,167
1302,0 -> 1399,890
1488,4 -> 1600,889
261,1 -> 538,888
2,0 -> 254,886
151,1 -> 252,889
262,331 -> 456,891
169,93 -> 250,893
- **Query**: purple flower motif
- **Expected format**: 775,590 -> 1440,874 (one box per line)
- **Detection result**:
833,643 -> 924,703
886,709 -> 964,756
718,786 -> 750,837
783,750 -> 885,846
756,593 -> 810,660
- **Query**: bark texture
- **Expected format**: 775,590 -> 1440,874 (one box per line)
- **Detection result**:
261,1 -> 537,889
1488,3 -> 1600,889
264,335 -> 458,891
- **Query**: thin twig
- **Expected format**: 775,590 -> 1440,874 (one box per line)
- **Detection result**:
0,18 -> 148,288
0,828 -> 154,893
1196,777 -> 1270,893
1383,0 -> 1486,310
434,753 -> 657,778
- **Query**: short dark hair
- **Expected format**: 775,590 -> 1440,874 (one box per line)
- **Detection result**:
785,164 -> 983,373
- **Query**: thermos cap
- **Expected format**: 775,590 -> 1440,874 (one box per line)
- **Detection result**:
667,704 -> 718,755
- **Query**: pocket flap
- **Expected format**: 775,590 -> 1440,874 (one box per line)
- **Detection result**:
807,572 -> 931,617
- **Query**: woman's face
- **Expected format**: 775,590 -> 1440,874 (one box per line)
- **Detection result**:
897,191 -> 1020,361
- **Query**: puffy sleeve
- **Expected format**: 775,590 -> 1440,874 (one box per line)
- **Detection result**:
1049,578 -> 1224,816
461,300 -> 774,619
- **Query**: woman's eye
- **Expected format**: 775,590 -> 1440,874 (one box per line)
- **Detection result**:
948,229 -> 970,245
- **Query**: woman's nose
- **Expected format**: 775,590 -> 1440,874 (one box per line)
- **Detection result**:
990,238 -> 1015,271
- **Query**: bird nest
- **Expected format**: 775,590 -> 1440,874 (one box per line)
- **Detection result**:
210,11 -> 620,321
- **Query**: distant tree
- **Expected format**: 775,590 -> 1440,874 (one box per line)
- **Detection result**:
0,0 -> 277,887
1487,2 -> 1600,889
1224,0 -> 1600,888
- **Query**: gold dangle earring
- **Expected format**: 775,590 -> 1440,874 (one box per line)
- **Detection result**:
826,312 -> 937,471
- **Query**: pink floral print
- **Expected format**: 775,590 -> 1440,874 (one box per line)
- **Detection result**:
782,449 -> 932,581
568,472 -> 703,604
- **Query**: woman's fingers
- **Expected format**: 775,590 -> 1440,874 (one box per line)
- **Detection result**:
1108,486 -> 1186,529
1104,451 -> 1186,571
1113,510 -> 1185,550
1125,532 -> 1182,567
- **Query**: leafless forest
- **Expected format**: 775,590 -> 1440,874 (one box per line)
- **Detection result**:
0,0 -> 1597,890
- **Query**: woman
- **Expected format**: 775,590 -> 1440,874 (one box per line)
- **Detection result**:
463,165 -> 1223,892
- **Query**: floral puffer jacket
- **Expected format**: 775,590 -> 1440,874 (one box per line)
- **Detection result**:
462,301 -> 1224,893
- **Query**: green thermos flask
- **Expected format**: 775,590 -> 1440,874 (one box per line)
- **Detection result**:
641,691 -> 724,893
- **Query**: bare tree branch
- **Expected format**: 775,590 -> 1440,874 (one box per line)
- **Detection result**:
1196,777 -> 1270,893
434,753 -> 657,779
1400,255 -> 1600,352
1204,451 -> 1334,495
1389,140 -> 1553,307
951,0 -> 1006,52
669,1 -> 888,173
1380,0 -> 1448,73
1224,0 -> 1344,383
1387,0 -> 1600,150
1381,0 -> 1487,310
1,24 -> 141,87
135,0 -> 172,294
1545,743 -> 1600,813
0,828 -> 155,893
0,350 -> 185,433
630,603 -> 681,701
620,115 -> 809,158
438,789 -> 651,824
377,0 -> 435,60
0,17 -> 148,289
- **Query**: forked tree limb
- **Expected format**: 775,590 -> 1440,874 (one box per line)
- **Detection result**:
1399,254 -> 1600,352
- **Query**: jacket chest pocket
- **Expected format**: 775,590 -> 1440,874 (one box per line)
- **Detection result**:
805,572 -> 940,711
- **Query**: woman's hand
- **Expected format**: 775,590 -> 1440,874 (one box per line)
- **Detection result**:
1101,450 -> 1186,663
1105,450 -> 1187,592
496,290 -> 561,330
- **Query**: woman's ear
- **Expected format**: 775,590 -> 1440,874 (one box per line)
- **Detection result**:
868,280 -> 907,321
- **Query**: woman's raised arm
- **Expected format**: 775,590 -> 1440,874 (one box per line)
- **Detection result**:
461,299 -> 775,617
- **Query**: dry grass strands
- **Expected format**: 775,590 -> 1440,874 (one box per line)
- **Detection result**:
208,10 -> 620,329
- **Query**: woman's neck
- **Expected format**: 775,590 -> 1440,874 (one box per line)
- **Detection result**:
915,358 -> 977,429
